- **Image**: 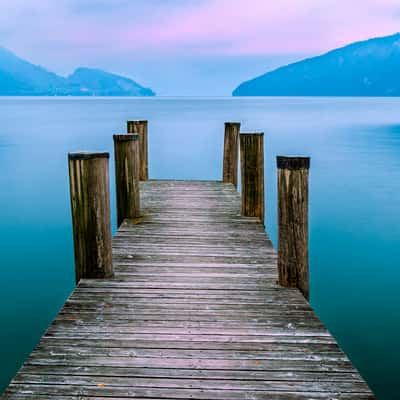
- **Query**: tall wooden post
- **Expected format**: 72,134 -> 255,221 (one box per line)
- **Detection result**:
127,120 -> 148,181
240,133 -> 264,224
113,134 -> 140,226
223,122 -> 240,187
277,156 -> 310,300
68,152 -> 113,284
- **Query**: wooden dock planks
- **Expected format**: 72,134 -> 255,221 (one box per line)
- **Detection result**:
2,180 -> 374,399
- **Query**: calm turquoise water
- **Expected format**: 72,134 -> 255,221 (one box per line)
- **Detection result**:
1,97 -> 399,398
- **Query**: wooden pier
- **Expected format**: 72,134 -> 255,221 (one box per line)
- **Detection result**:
2,121 -> 374,399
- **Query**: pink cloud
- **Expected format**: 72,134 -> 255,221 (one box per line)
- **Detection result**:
1,0 -> 399,61
129,0 -> 400,55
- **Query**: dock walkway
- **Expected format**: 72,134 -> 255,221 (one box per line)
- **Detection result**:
3,180 -> 373,399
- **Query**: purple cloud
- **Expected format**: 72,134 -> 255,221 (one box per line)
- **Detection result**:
0,0 -> 399,68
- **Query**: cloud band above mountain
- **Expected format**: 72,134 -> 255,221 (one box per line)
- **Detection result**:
1,0 -> 400,60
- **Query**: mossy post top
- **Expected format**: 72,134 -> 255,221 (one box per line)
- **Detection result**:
240,132 -> 264,136
277,156 -> 310,170
68,152 -> 109,161
113,134 -> 139,142
127,120 -> 148,124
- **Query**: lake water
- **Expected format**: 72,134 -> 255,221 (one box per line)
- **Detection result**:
1,97 -> 399,398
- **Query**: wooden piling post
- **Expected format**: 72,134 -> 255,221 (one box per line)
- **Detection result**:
68,152 -> 113,284
277,156 -> 310,300
113,134 -> 140,226
223,122 -> 240,187
127,120 -> 148,180
240,133 -> 264,224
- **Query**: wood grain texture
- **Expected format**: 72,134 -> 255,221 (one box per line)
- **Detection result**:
67,152 -> 113,283
2,180 -> 374,399
113,134 -> 140,226
240,133 -> 265,224
277,156 -> 310,300
222,122 -> 240,187
127,120 -> 148,180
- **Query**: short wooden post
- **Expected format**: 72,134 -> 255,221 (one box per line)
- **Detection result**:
68,152 -> 113,284
277,156 -> 310,300
113,134 -> 140,226
127,120 -> 148,181
240,133 -> 264,224
223,122 -> 240,187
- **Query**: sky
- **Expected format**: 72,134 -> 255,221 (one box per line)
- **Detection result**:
1,0 -> 400,95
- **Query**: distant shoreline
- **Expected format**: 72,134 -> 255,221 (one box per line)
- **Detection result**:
2,95 -> 400,99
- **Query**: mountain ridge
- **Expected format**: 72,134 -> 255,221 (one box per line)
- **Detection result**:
233,33 -> 400,96
0,47 -> 155,96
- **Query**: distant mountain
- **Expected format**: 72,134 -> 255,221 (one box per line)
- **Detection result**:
68,67 -> 154,96
233,33 -> 400,96
0,47 -> 155,96
0,47 -> 71,95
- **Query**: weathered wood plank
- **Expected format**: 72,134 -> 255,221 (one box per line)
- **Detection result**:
12,375 -> 371,393
17,364 -> 368,382
3,385 -> 375,400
